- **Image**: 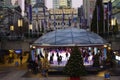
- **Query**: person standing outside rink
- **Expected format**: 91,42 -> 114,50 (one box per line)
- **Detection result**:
41,51 -> 50,77
20,54 -> 23,65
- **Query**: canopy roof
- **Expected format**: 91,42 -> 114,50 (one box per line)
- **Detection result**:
33,28 -> 107,47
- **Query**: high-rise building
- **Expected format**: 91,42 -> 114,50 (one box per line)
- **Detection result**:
4,0 -> 11,6
31,0 -> 36,7
0,0 -> 12,6
36,0 -> 45,4
31,0 -> 46,7
30,0 -> 49,33
49,0 -> 79,29
53,0 -> 72,9
11,0 -> 25,16
83,0 -> 96,29
53,0 -> 59,9
18,0 -> 25,16
59,0 -> 67,8
11,0 -> 17,5
67,0 -> 72,8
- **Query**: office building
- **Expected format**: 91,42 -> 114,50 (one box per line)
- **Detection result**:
31,0 -> 46,7
53,0 -> 72,9
53,0 -> 59,9
83,0 -> 96,29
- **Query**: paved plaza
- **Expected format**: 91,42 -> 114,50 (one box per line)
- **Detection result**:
0,68 -> 120,80
0,55 -> 120,80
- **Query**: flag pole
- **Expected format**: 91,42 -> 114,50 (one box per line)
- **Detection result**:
97,6 -> 99,34
53,9 -> 56,30
62,9 -> 64,29
43,6 -> 46,33
36,12 -> 39,37
103,2 -> 105,35
71,10 -> 74,28
28,4 -> 32,38
107,2 -> 110,37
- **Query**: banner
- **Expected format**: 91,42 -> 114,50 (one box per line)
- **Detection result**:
62,10 -> 65,27
107,1 -> 112,20
68,17 -> 71,26
28,5 -> 32,23
53,12 -> 57,29
104,5 -> 108,20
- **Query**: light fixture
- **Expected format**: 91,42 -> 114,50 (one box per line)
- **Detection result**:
18,19 -> 23,27
32,46 -> 36,49
30,45 -> 32,48
108,47 -> 111,50
29,24 -> 33,30
10,25 -> 14,31
104,44 -> 107,48
111,18 -> 116,26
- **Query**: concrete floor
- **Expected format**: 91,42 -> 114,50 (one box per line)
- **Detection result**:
0,54 -> 120,80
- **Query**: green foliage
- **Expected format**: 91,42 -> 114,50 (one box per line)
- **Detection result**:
106,50 -> 113,62
93,53 -> 100,67
106,49 -> 115,67
113,21 -> 119,35
91,0 -> 104,35
63,46 -> 86,77
27,53 -> 32,62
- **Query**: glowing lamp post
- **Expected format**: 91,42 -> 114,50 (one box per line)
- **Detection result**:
10,25 -> 14,31
29,24 -> 33,37
10,25 -> 14,39
29,24 -> 33,30
111,18 -> 116,35
18,18 -> 23,37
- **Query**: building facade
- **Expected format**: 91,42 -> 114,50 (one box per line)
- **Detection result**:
83,0 -> 96,30
53,0 -> 59,9
49,8 -> 79,29
50,0 -> 79,29
53,0 -> 72,9
31,1 -> 50,34
112,0 -> 120,30
31,0 -> 46,7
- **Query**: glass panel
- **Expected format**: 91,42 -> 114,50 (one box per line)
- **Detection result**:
34,28 -> 106,45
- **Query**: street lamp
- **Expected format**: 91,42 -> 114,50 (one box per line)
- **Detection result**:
18,19 -> 23,27
10,25 -> 14,31
29,24 -> 33,38
111,18 -> 116,36
111,18 -> 116,27
104,44 -> 108,48
18,18 -> 23,37
29,24 -> 33,31
10,25 -> 14,40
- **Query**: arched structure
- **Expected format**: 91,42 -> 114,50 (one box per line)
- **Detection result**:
32,28 -> 107,47
30,28 -> 109,67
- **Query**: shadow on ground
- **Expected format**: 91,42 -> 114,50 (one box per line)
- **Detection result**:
22,66 -> 102,78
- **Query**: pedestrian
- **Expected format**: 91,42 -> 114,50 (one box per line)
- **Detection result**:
59,55 -> 62,63
66,52 -> 69,60
66,52 -> 68,58
41,58 -> 50,77
57,56 -> 61,65
56,52 -> 59,57
49,55 -> 53,64
20,55 -> 23,65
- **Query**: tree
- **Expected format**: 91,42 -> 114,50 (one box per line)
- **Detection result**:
14,6 -> 22,13
93,53 -> 100,67
113,20 -> 119,35
91,0 -> 104,36
106,49 -> 115,68
63,46 -> 86,78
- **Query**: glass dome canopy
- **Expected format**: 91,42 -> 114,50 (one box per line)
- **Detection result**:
33,28 -> 107,46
